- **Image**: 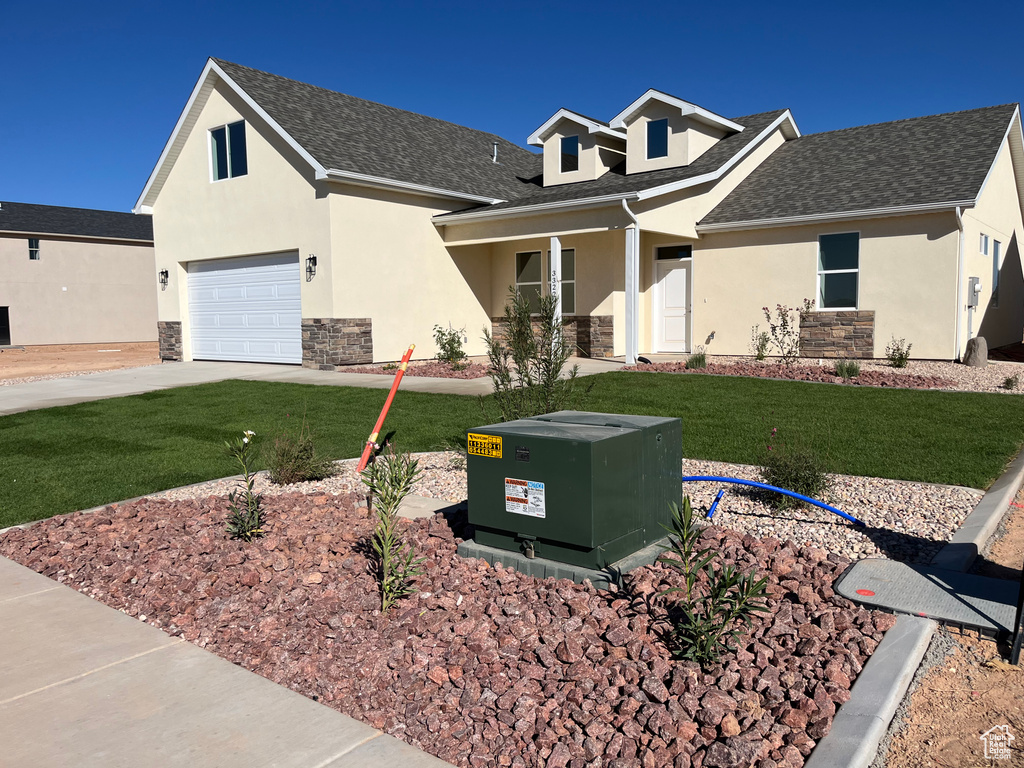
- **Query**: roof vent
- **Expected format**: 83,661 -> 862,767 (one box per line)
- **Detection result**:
492,142 -> 499,163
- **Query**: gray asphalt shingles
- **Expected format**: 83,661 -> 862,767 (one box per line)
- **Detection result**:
0,201 -> 152,241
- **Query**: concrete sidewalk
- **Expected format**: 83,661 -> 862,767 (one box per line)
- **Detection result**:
0,357 -> 627,416
0,556 -> 450,768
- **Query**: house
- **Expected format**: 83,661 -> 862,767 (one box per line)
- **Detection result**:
136,59 -> 1024,365
0,202 -> 156,347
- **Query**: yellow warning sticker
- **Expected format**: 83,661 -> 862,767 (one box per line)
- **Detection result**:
468,432 -> 502,458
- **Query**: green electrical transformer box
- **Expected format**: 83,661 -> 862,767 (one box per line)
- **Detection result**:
466,411 -> 682,570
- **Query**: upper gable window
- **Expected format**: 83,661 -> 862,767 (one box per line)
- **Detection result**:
647,119 -> 669,159
210,121 -> 248,181
560,135 -> 580,173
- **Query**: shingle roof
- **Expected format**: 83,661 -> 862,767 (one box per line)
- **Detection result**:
214,59 -> 542,201
700,104 -> 1018,226
0,201 -> 153,242
436,110 -> 789,216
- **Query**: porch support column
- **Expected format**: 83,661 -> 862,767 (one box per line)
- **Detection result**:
624,226 -> 640,364
550,236 -> 562,327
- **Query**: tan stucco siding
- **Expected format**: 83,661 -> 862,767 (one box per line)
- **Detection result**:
149,81 -> 333,360
541,120 -> 601,186
440,204 -> 633,246
961,136 -> 1024,352
689,214 -> 960,359
624,102 -> 691,174
0,235 -> 156,345
329,185 -> 491,361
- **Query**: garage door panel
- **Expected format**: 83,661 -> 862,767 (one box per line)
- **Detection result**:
187,253 -> 301,364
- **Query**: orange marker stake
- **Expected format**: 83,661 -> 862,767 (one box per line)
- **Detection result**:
356,344 -> 415,472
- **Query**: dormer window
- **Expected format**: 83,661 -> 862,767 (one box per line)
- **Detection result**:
210,121 -> 248,181
647,119 -> 669,159
560,135 -> 580,173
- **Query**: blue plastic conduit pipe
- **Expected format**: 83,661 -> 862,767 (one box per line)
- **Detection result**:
681,475 -> 866,527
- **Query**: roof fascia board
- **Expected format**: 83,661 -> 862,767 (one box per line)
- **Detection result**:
133,59 -> 329,213
635,110 -> 798,201
696,200 -> 976,234
528,109 -> 626,147
323,169 -> 503,204
0,230 -> 153,245
974,105 -> 1019,202
433,192 -> 640,226
609,89 -> 744,132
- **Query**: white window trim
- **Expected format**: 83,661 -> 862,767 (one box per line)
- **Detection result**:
993,239 -> 1002,307
559,135 -> 580,174
647,118 -> 669,160
208,120 -> 246,183
981,233 -> 990,255
816,231 -> 860,311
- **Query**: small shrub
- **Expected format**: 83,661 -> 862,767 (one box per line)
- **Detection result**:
834,359 -> 861,380
483,287 -> 592,422
685,348 -> 707,369
750,325 -> 770,361
225,430 -> 264,541
886,337 -> 912,368
382,362 -> 399,372
1002,375 -> 1020,390
762,299 -> 814,365
361,448 -> 424,613
267,420 -> 335,485
760,427 -> 832,509
658,497 -> 769,665
433,324 -> 468,370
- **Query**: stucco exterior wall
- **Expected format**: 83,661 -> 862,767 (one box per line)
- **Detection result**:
0,234 -> 156,345
624,102 -> 692,174
689,213 -> 960,359
541,120 -> 604,186
961,136 -> 1024,352
150,80 -> 334,361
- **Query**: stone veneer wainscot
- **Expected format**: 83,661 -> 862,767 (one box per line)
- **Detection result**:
800,310 -> 875,359
158,321 -> 183,361
490,315 -> 614,358
301,318 -> 373,369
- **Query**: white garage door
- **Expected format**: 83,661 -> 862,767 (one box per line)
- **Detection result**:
188,252 -> 302,364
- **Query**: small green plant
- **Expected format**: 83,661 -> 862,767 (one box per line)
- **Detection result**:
657,497 -> 769,665
1002,375 -> 1020,390
482,287 -> 592,422
762,299 -> 814,365
760,426 -> 832,509
685,349 -> 707,369
267,418 -> 335,485
886,337 -> 912,368
834,359 -> 861,380
750,325 -> 770,361
433,324 -> 468,370
361,449 -> 425,614
225,430 -> 264,541
382,362 -> 399,371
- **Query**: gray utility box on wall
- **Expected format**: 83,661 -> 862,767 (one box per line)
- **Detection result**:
464,411 -> 682,572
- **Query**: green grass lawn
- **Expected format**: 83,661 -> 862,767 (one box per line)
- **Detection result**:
1,372 -> 1021,528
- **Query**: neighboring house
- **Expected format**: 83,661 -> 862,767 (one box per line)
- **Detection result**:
0,202 -> 156,347
136,59 -> 1024,365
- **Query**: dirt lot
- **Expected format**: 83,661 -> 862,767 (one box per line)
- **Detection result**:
877,485 -> 1024,767
0,342 -> 160,382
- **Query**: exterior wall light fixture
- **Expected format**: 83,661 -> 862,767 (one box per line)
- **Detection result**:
306,254 -> 317,281
158,269 -> 169,290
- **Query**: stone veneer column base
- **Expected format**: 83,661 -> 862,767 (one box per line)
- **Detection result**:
489,315 -> 615,358
301,318 -> 373,369
157,321 -> 183,361
800,310 -> 875,359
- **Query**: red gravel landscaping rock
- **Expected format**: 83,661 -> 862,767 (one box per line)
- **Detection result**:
623,360 -> 955,390
0,494 -> 894,767
346,361 -> 491,379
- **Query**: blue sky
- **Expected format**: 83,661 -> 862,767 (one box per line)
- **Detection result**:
3,0 -> 1021,212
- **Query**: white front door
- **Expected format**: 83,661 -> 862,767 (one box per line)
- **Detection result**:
654,259 -> 691,353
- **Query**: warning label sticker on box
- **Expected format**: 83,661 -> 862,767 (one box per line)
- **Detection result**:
505,477 -> 545,519
467,433 -> 502,458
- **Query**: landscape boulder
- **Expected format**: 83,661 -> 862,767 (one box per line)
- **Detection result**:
963,336 -> 988,367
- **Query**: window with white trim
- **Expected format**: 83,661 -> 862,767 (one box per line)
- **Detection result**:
28,238 -> 40,261
817,232 -> 859,309
210,121 -> 248,180
560,135 -> 579,173
516,251 -> 543,314
981,233 -> 990,255
993,239 -> 1002,307
647,118 -> 669,159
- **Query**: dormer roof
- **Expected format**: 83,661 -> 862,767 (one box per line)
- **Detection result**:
609,89 -> 744,133
527,109 -> 627,147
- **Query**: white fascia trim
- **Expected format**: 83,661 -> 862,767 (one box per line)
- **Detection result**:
323,169 -> 503,204
609,89 -> 744,132
432,192 -> 639,226
133,59 -> 328,213
0,230 -> 153,245
974,105 -> 1019,202
527,109 -> 626,147
635,110 -> 799,201
696,200 -> 976,233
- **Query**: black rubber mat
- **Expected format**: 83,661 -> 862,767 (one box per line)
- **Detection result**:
835,559 -> 1019,634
